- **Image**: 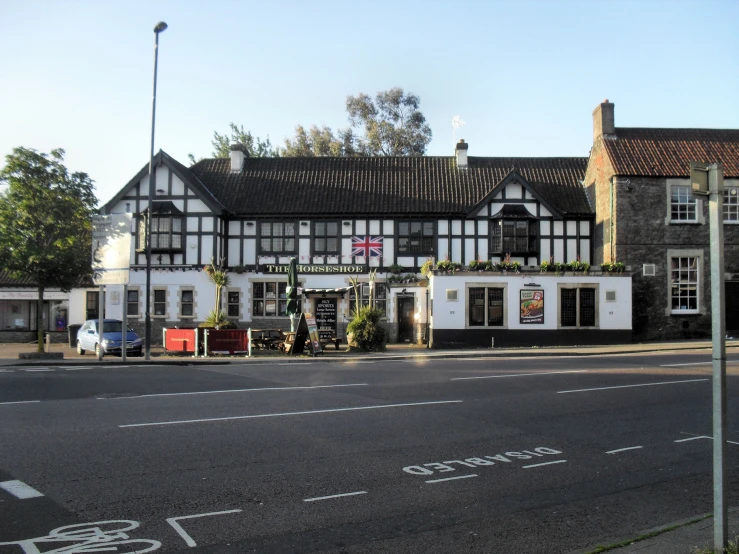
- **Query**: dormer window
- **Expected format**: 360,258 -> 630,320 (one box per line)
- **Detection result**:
137,201 -> 184,251
489,205 -> 538,256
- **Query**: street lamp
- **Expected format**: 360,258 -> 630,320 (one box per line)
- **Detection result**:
145,21 -> 167,360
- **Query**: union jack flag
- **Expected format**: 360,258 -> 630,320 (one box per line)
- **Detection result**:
351,235 -> 383,258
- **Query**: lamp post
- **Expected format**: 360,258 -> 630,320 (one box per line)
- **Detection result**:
145,21 -> 167,360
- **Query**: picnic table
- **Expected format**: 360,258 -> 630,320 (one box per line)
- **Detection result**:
250,329 -> 285,350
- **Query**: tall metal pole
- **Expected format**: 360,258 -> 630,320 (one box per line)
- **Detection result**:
708,163 -> 727,552
145,21 -> 167,361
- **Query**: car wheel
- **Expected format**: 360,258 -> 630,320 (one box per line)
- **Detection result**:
95,343 -> 102,358
76,341 -> 85,355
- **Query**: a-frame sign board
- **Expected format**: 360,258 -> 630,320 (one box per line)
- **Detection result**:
290,313 -> 324,356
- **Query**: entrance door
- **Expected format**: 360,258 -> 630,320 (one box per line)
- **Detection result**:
727,282 -> 739,335
397,296 -> 415,343
315,298 -> 337,341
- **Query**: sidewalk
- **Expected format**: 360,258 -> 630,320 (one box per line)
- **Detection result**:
3,338 -> 739,552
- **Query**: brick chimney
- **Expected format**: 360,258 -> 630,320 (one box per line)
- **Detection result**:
455,139 -> 469,169
230,143 -> 249,173
592,99 -> 615,142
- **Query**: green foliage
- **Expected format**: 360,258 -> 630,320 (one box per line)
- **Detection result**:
449,261 -> 463,273
420,259 -> 434,276
387,263 -> 403,274
199,310 -> 238,329
0,147 -> 97,351
468,259 -> 481,270
539,260 -> 551,273
436,259 -> 452,271
278,125 -> 357,157
347,305 -> 387,352
346,88 -> 432,156
204,258 -> 230,322
600,261 -> 626,273
566,258 -> 591,272
188,122 -> 276,164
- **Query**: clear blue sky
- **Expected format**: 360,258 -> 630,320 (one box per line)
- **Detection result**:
1,0 -> 737,206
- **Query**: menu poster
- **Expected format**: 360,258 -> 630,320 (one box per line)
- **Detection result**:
520,290 -> 544,324
304,313 -> 323,355
315,298 -> 337,341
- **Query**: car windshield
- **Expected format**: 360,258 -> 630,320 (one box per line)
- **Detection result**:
102,322 -> 127,333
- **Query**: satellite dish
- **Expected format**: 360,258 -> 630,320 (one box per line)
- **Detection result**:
452,116 -> 466,129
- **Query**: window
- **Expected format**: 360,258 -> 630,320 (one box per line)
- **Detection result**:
314,222 -> 339,254
153,289 -> 167,316
126,290 -> 139,317
398,221 -> 434,254
86,291 -> 99,320
260,222 -> 296,254
671,256 -> 699,312
560,287 -> 596,327
468,287 -> 504,327
350,283 -> 387,316
724,186 -> 739,222
491,220 -> 536,255
227,291 -> 240,317
252,282 -> 292,317
181,290 -> 194,317
137,216 -> 183,250
670,185 -> 697,222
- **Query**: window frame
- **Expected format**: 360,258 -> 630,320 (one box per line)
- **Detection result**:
397,221 -> 435,255
126,288 -> 140,318
313,221 -> 340,255
137,215 -> 184,251
668,252 -> 701,315
179,288 -> 195,319
465,284 -> 507,329
557,284 -> 598,329
724,184 -> 739,223
153,288 -> 167,318
251,281 -> 299,317
259,221 -> 297,255
227,289 -> 240,318
349,283 -> 387,317
665,180 -> 704,225
490,218 -> 537,256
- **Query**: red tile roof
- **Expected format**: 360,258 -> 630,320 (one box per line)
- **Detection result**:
603,128 -> 739,178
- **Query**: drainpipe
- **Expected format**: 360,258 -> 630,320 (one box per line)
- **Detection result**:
609,177 -> 614,262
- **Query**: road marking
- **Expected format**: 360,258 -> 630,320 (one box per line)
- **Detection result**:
100,383 -> 368,400
303,491 -> 367,502
661,359 -> 739,367
0,400 -> 41,406
606,446 -> 643,454
558,378 -> 709,394
278,362 -> 313,366
452,370 -> 588,381
425,474 -> 478,483
522,460 -> 567,469
675,435 -> 712,443
345,361 -> 375,364
120,400 -> 463,428
0,369 -> 14,373
63,367 -> 86,370
0,480 -> 44,499
166,509 -> 242,547
24,369 -> 53,372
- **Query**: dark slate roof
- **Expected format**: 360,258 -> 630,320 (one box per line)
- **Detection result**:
0,271 -> 37,287
188,156 -> 591,217
604,128 -> 739,178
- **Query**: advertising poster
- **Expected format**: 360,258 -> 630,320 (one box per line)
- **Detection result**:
520,290 -> 544,324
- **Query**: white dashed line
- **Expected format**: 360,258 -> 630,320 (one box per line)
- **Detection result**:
425,474 -> 478,483
100,383 -> 368,400
522,460 -> 567,469
674,435 -> 712,443
0,480 -> 44,499
452,370 -> 587,381
303,491 -> 367,502
24,369 -> 53,372
606,446 -> 643,454
0,400 -> 41,406
558,378 -> 709,394
120,400 -> 463,428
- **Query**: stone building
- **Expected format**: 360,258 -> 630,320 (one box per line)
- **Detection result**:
585,100 -> 739,340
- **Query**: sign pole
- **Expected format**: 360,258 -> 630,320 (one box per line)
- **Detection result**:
121,284 -> 127,362
97,286 -> 104,361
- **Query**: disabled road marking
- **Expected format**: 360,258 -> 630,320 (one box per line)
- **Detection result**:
522,460 -> 567,469
425,474 -> 478,484
0,479 -> 44,499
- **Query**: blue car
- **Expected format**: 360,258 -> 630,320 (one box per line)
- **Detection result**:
76,319 -> 143,357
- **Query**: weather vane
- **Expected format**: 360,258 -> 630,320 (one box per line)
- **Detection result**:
452,115 -> 466,145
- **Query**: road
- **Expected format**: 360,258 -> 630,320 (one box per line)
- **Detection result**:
1,350 -> 738,553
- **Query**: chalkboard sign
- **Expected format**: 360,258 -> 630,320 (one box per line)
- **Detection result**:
290,313 -> 323,356
315,298 -> 337,341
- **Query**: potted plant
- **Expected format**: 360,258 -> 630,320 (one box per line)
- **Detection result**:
600,261 -> 626,273
420,259 -> 435,276
233,264 -> 247,274
387,263 -> 404,275
450,261 -> 463,273
566,257 -> 590,273
436,259 -> 452,272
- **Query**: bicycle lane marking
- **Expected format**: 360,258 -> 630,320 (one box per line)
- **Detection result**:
166,509 -> 242,547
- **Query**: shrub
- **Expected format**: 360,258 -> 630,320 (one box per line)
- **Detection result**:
347,306 -> 387,352
387,263 -> 403,274
199,310 -> 238,329
420,259 -> 434,276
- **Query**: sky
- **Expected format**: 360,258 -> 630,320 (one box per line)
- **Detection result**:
1,0 -> 738,206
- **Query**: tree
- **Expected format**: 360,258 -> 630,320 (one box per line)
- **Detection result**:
199,258 -> 235,329
188,123 -> 276,164
345,88 -> 432,156
278,125 -> 358,157
0,147 -> 97,352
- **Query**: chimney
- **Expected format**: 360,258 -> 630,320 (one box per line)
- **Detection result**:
455,139 -> 469,169
592,99 -> 615,142
229,143 -> 249,173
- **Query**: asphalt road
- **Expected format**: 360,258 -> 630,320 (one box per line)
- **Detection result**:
1,350 -> 738,553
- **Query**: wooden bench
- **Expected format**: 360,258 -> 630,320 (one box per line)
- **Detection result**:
320,336 -> 342,350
